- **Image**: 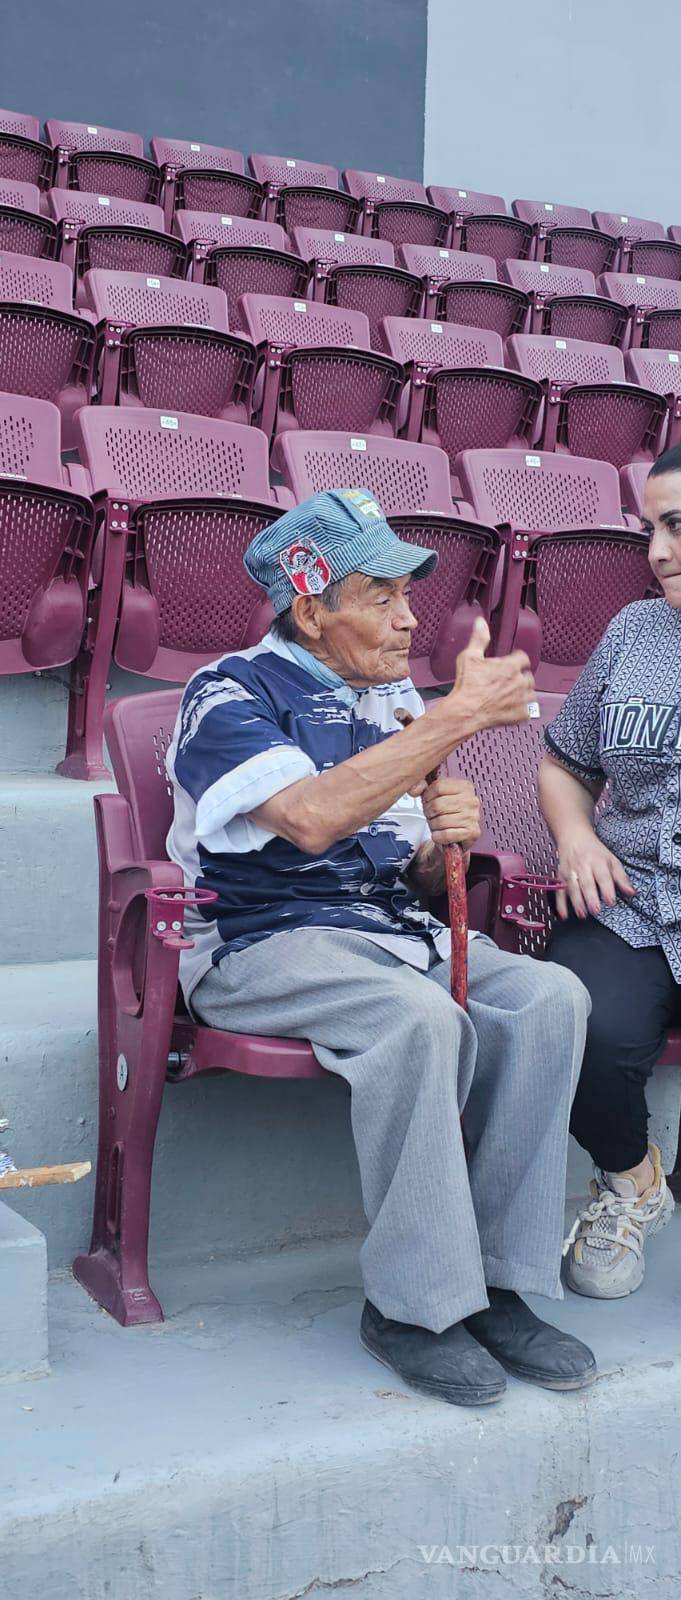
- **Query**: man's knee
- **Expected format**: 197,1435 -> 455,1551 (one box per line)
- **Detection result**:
387,974 -> 467,1083
533,958 -> 591,1023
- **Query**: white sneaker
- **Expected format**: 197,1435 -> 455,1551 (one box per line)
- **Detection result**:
563,1144 -> 674,1299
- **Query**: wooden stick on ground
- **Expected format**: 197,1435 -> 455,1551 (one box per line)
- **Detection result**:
0,1161 -> 91,1191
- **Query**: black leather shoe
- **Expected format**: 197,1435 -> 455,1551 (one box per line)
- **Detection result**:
360,1299 -> 507,1406
464,1288 -> 597,1391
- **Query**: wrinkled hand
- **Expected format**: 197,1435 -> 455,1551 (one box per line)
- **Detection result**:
555,826 -> 636,920
420,775 -> 481,849
448,617 -> 536,733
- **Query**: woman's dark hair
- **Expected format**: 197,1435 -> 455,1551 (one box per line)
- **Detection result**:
271,577 -> 348,642
649,442 -> 681,479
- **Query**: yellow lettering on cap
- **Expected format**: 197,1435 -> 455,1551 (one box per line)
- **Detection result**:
340,488 -> 382,516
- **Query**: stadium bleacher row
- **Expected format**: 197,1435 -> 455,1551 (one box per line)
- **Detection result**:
0,105 -> 675,778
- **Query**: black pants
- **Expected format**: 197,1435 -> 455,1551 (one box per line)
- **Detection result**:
546,916 -> 681,1172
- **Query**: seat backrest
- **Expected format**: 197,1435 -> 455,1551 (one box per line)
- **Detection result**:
249,153 -> 338,189
48,190 -> 165,231
506,332 -> 625,385
150,137 -> 244,173
625,346 -> 681,397
512,198 -> 592,230
460,214 -> 532,264
450,693 -> 564,875
239,293 -> 371,350
343,169 -> 427,205
82,268 -> 229,331
291,226 -> 394,268
626,239 -> 681,281
399,243 -> 497,284
104,688 -> 181,861
0,132 -> 54,190
0,391 -> 65,485
0,108 -> 40,141
0,178 -> 40,213
173,210 -> 288,251
45,120 -> 144,157
382,315 -> 504,369
0,249 -> 73,309
77,407 -> 272,500
598,272 -> 681,312
502,259 -> 596,298
278,429 -> 455,513
427,185 -> 505,218
619,460 -> 649,519
457,447 -> 624,530
592,210 -> 665,242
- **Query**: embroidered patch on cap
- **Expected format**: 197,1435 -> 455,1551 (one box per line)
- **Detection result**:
339,488 -> 382,518
280,540 -> 332,595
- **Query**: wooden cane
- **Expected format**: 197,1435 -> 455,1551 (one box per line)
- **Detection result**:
395,712 -> 468,1010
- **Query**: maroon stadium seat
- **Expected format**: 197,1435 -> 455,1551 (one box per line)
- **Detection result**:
0,108 -> 40,141
625,346 -> 681,449
399,242 -> 498,315
58,408 -> 287,780
598,271 -> 681,349
82,268 -> 256,419
507,332 -> 667,465
74,686 -> 324,1324
457,446 -> 653,688
427,186 -> 506,249
382,314 -> 541,479
48,190 -> 186,304
0,132 -> 54,191
239,292 -> 402,442
249,152 -> 339,221
0,391 -> 94,678
0,250 -> 96,446
151,137 -> 245,228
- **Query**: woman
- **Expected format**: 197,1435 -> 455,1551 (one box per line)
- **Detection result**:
539,441 -> 681,1299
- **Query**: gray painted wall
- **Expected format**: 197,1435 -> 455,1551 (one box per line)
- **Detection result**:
425,0 -> 681,227
1,0 -> 426,178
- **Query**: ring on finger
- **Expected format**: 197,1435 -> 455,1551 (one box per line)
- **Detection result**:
569,871 -> 580,883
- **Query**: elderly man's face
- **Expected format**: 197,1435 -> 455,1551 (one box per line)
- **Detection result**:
293,571 -> 419,686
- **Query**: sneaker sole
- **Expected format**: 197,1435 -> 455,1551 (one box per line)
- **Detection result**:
359,1332 -> 505,1406
493,1356 -> 597,1391
566,1185 -> 675,1301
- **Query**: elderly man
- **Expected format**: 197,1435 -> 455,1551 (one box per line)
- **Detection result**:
167,489 -> 595,1406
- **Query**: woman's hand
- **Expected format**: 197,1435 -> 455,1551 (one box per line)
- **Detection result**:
421,776 -> 481,849
555,824 -> 636,920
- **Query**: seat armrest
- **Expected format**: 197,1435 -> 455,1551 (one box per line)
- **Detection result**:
467,848 -> 558,952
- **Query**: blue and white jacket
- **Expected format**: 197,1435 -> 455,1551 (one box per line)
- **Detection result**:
166,632 -> 451,1007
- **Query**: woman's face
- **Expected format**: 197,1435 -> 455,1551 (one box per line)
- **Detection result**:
642,469 -> 681,609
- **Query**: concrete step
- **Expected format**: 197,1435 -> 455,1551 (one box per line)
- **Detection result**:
0,665 -> 174,776
0,775 -> 113,964
1,1224 -> 681,1599
0,1202 -> 48,1382
0,959 -> 365,1272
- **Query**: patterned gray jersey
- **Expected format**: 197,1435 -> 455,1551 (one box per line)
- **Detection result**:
545,598 -> 681,980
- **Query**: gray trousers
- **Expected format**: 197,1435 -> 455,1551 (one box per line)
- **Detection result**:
192,931 -> 589,1333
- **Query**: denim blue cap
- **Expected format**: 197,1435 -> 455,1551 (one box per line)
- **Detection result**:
243,488 -> 438,614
